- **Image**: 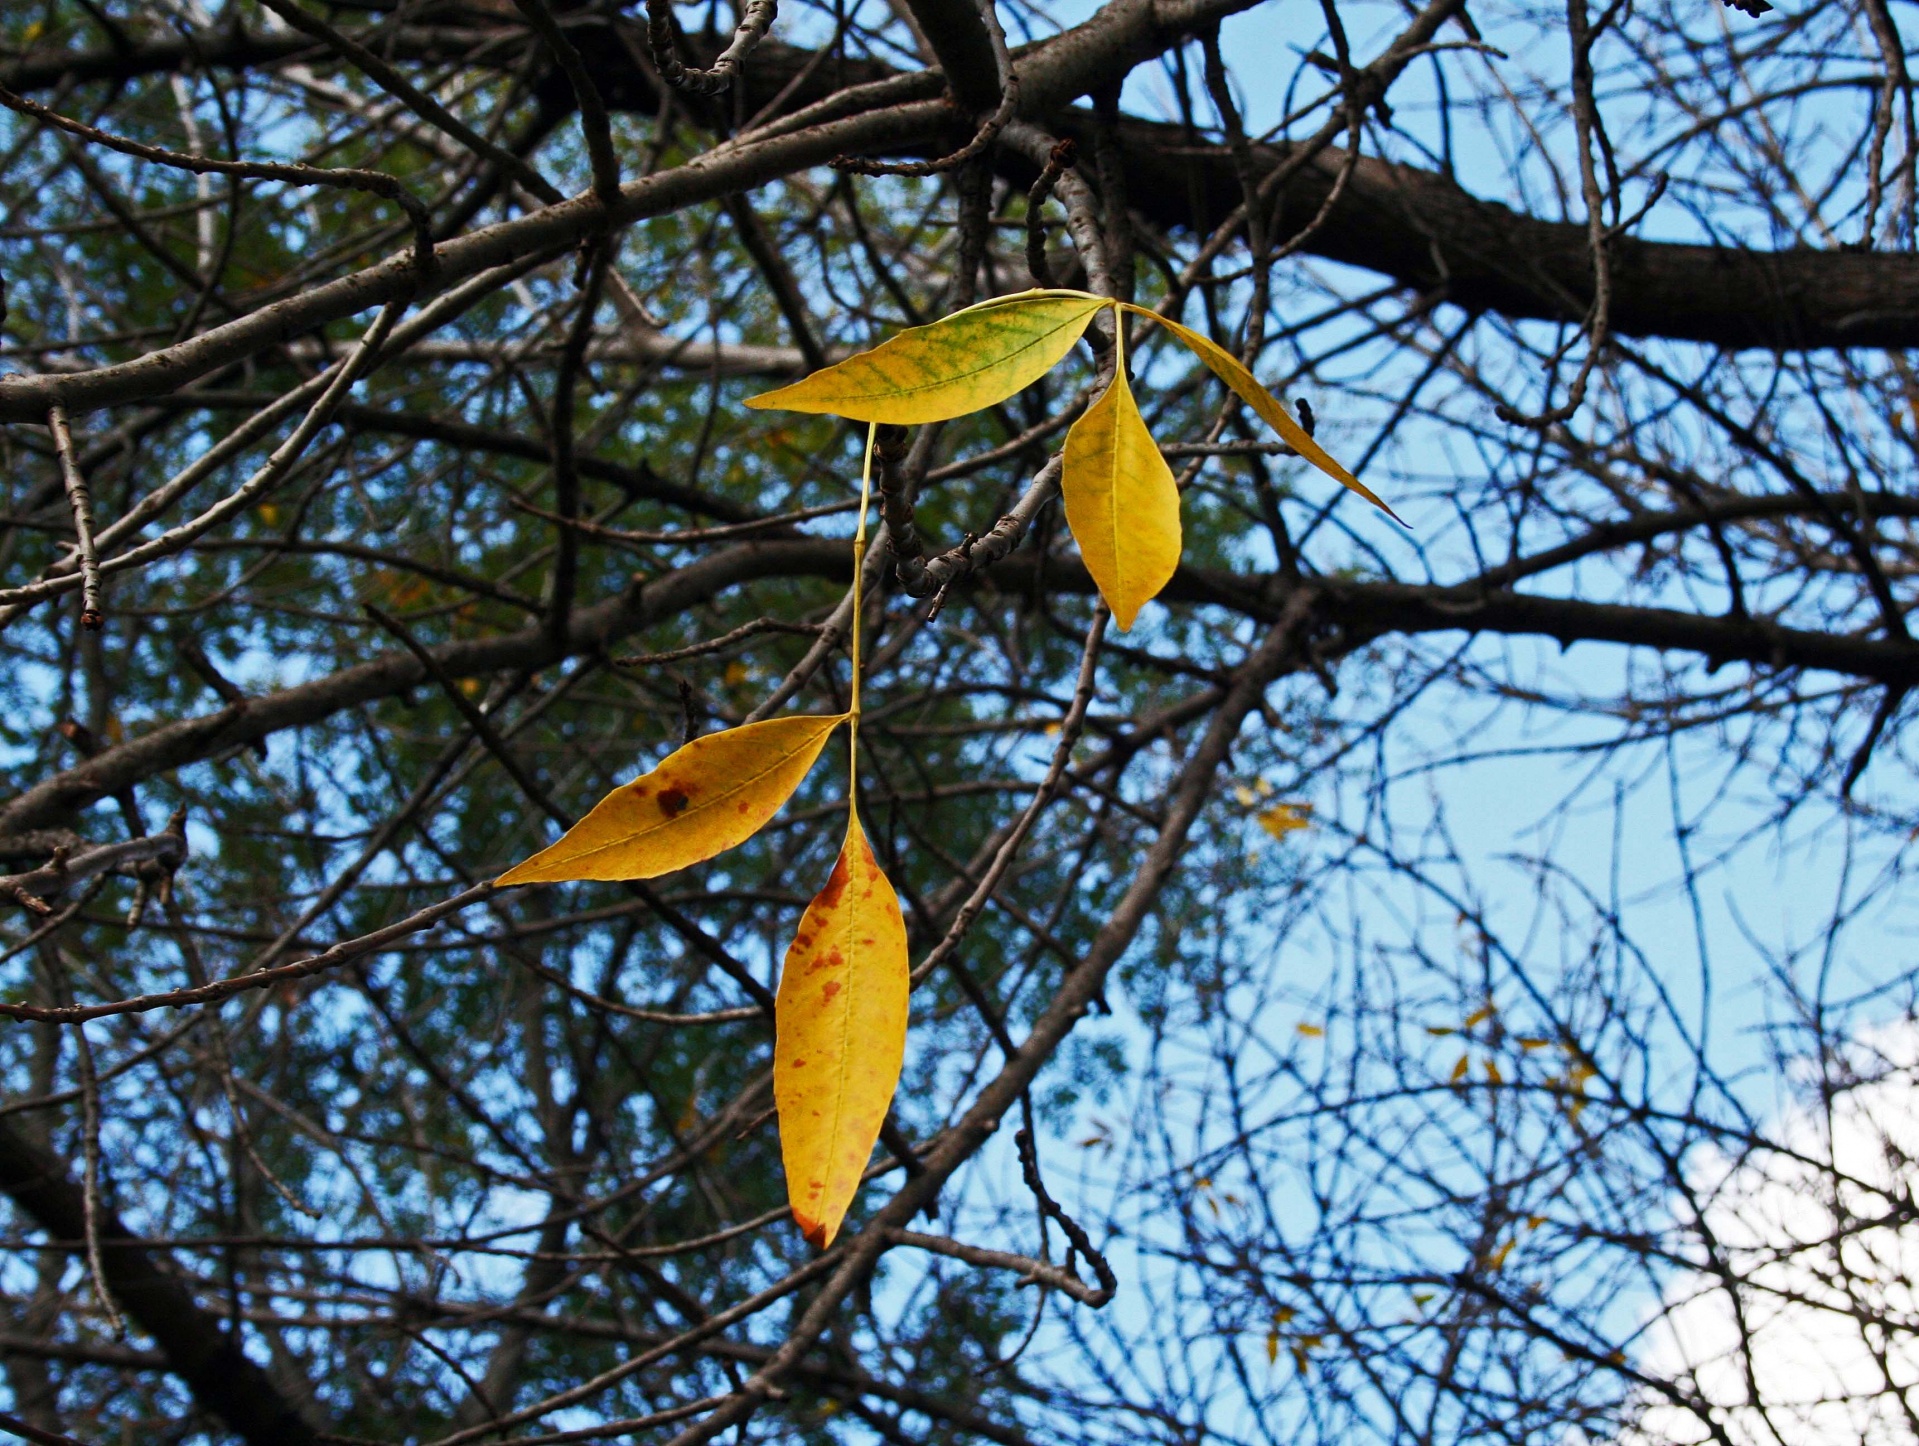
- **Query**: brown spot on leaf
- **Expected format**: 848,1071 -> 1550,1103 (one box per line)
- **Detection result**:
821,980 -> 842,1003
657,787 -> 690,817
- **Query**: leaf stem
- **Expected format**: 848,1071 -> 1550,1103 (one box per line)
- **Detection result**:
850,421 -> 878,789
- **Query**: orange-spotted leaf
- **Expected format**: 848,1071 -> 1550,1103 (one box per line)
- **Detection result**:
495,714 -> 845,885
1062,361 -> 1181,630
1121,304 -> 1401,522
774,809 -> 909,1248
745,291 -> 1106,424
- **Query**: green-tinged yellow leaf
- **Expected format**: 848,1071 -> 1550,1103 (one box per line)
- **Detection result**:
1121,303 -> 1401,522
775,809 -> 909,1248
745,291 -> 1106,424
1062,362 -> 1181,630
495,713 -> 845,885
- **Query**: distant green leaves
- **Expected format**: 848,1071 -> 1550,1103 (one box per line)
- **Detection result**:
748,288 -> 1397,628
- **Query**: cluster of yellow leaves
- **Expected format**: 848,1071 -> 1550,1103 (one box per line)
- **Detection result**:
749,288 -> 1394,629
495,290 -> 1391,1246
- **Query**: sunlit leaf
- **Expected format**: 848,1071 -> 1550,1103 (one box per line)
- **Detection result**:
775,809 -> 910,1248
1258,802 -> 1313,838
745,291 -> 1107,424
495,713 -> 845,885
1122,303 -> 1401,522
1062,361 -> 1181,630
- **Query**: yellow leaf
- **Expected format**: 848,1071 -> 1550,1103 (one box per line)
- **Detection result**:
495,713 -> 844,885
775,809 -> 909,1249
1273,1306 -> 1296,1325
1426,1026 -> 1456,1037
724,660 -> 751,686
1487,1240 -> 1514,1270
1296,1022 -> 1325,1037
1464,1003 -> 1495,1027
1519,1036 -> 1551,1051
1062,361 -> 1180,630
1266,1330 -> 1280,1365
745,291 -> 1107,424
1450,1054 -> 1471,1083
1484,1058 -> 1503,1085
1122,304 -> 1400,522
1258,802 -> 1313,838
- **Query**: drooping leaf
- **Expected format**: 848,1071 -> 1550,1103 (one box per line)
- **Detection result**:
1062,360 -> 1181,630
1122,303 -> 1402,522
495,713 -> 845,885
745,291 -> 1107,424
774,809 -> 909,1248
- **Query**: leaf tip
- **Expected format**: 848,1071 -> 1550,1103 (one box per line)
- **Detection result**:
799,1214 -> 833,1249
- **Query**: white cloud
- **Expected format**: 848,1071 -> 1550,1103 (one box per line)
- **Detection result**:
1628,1022 -> 1919,1445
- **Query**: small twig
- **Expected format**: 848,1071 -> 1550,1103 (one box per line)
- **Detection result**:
613,617 -> 826,667
0,84 -> 436,280
253,0 -> 566,206
1013,1128 -> 1116,1306
510,0 -> 620,202
46,406 -> 102,631
1026,139 -> 1077,287
835,0 -> 1018,176
0,834 -> 187,915
509,495 -> 858,546
1495,0 -> 1613,428
648,0 -> 779,96
0,1410 -> 91,1446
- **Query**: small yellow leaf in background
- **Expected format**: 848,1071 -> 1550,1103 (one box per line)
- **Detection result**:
1296,1022 -> 1325,1037
1450,1054 -> 1471,1083
1266,1330 -> 1280,1365
1063,361 -> 1181,630
1464,1003 -> 1496,1027
1123,305 -> 1400,522
1519,1036 -> 1551,1051
775,809 -> 909,1249
1487,1240 -> 1515,1270
1257,802 -> 1313,839
1485,1058 -> 1504,1085
745,292 -> 1106,424
723,660 -> 751,686
495,713 -> 844,885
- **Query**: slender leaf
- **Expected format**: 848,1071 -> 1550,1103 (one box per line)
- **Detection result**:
495,714 -> 845,884
1123,303 -> 1402,522
1062,361 -> 1182,630
745,291 -> 1107,424
774,808 -> 909,1248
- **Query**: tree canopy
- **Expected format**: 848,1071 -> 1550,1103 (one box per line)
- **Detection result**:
2,0 -> 1917,1443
